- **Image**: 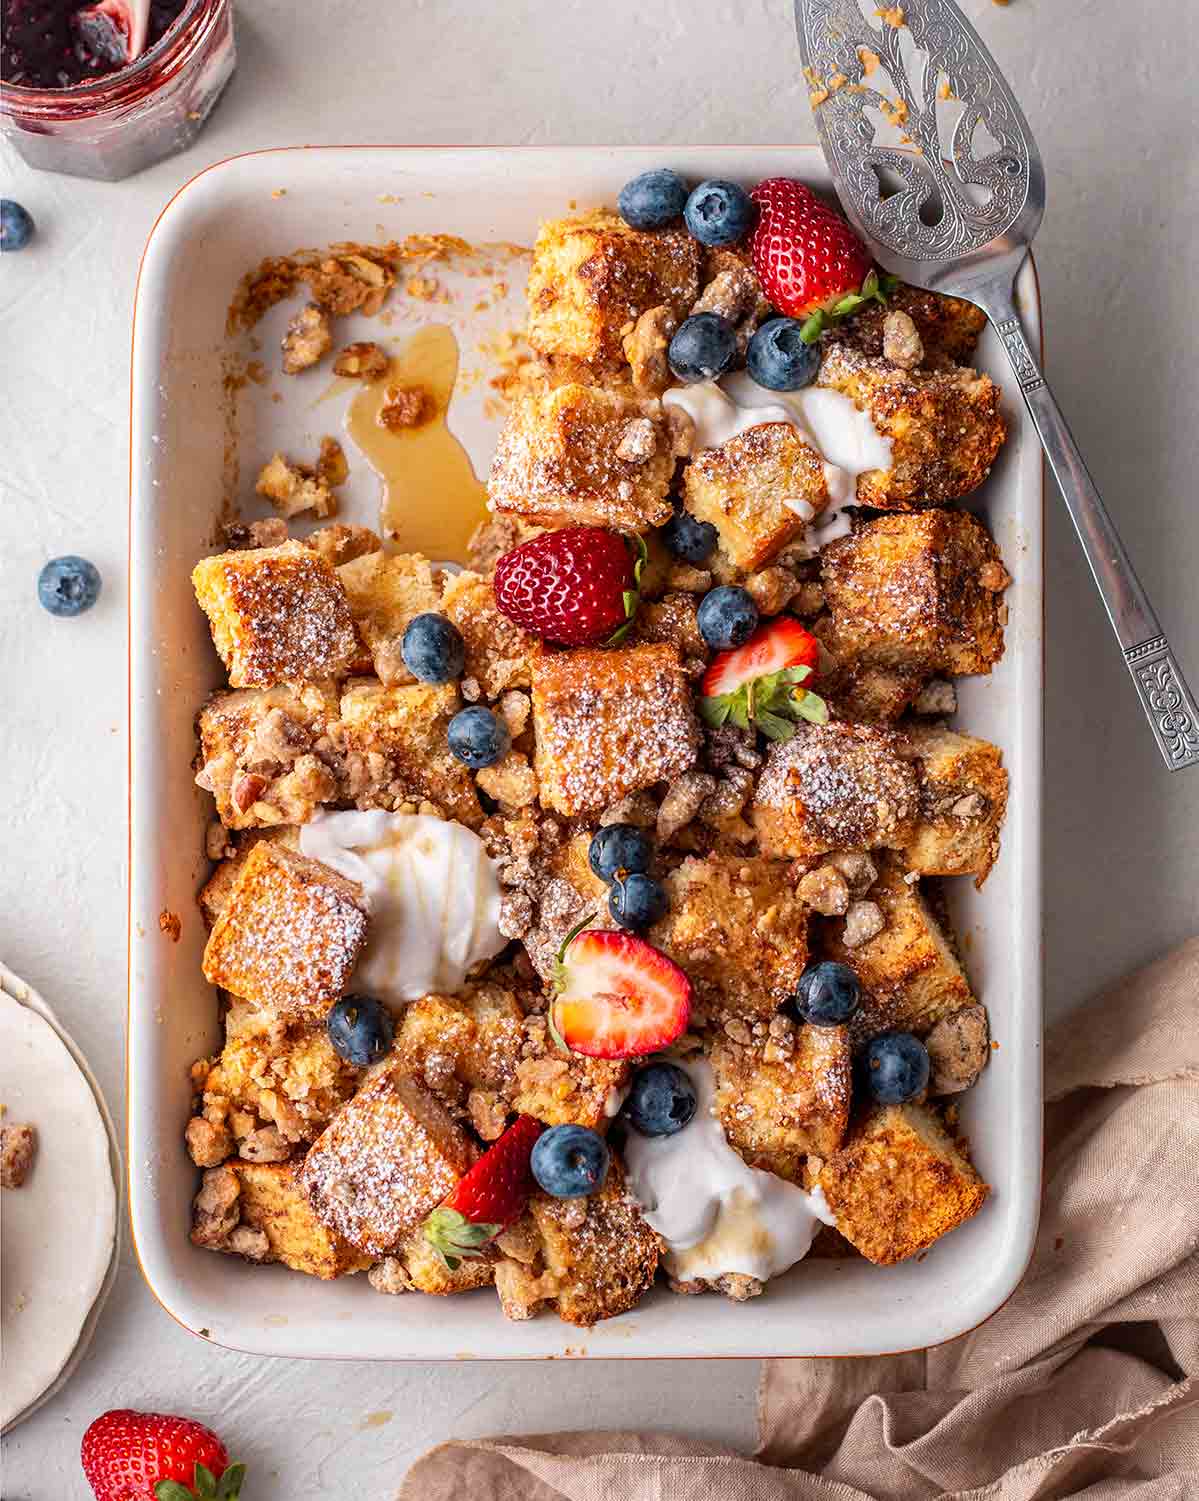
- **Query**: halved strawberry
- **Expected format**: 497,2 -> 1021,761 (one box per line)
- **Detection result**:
700,616 -> 827,740
423,1114 -> 543,1270
552,929 -> 691,1060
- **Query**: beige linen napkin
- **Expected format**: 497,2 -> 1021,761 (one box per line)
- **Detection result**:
402,941 -> 1199,1499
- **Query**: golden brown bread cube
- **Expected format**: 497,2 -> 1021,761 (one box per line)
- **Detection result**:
196,683 -> 340,830
392,985 -> 526,1113
823,658 -> 926,725
336,679 -> 482,827
822,856 -> 977,1041
494,1162 -> 660,1326
335,551 -> 442,686
201,842 -> 368,1023
300,1066 -> 475,1256
901,723 -> 1009,885
525,210 -> 700,373
440,568 -> 537,698
817,1103 -> 989,1265
648,855 -> 810,1022
631,592 -> 707,658
834,283 -> 988,367
189,996 -> 360,1154
817,344 -> 1006,508
681,422 -> 829,575
531,643 -> 700,817
753,721 -> 920,860
710,1020 -> 851,1179
192,541 -> 362,687
820,510 -> 1010,677
513,1014 -> 629,1129
198,829 -> 299,928
190,1161 -> 370,1278
487,382 -> 674,530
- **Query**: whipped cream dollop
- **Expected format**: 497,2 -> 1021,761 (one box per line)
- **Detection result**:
298,811 -> 504,1007
623,1060 -> 835,1285
663,369 -> 893,536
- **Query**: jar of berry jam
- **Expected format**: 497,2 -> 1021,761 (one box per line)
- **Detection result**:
0,0 -> 235,180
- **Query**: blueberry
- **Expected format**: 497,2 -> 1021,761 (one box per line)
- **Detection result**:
401,612 -> 464,683
860,1031 -> 930,1105
668,312 -> 737,384
447,705 -> 510,768
747,317 -> 821,392
1,200 -> 35,253
588,823 -> 652,882
624,1062 -> 697,1137
609,872 -> 668,931
618,169 -> 689,230
661,508 -> 718,564
697,585 -> 758,650
326,994 -> 394,1066
683,179 -> 756,247
531,1124 -> 610,1198
37,556 -> 101,617
791,960 -> 861,1026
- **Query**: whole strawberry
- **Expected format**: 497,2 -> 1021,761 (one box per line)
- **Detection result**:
750,177 -> 887,342
493,527 -> 646,646
424,1114 -> 543,1269
82,1410 -> 244,1501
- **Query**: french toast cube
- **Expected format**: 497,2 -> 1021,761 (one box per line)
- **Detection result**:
531,643 -> 700,817
196,683 -> 340,830
630,591 -> 706,658
201,842 -> 368,1023
300,1065 -> 475,1256
525,210 -> 700,372
192,541 -> 362,687
817,345 -> 1006,508
497,1163 -> 659,1326
681,422 -> 829,574
231,1161 -> 370,1278
711,1021 -> 851,1179
902,724 -> 1009,884
335,550 -> 441,686
817,1103 -> 989,1265
392,985 -> 526,1109
836,283 -> 988,367
820,510 -> 1010,676
487,382 -> 674,530
337,679 -> 483,827
821,856 -> 977,1040
824,659 -> 926,725
198,829 -> 299,928
439,568 -> 536,698
753,721 -> 920,860
648,855 -> 810,1022
513,1043 -> 629,1132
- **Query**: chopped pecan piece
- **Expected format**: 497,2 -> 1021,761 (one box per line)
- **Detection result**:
333,341 -> 390,381
281,302 -> 332,374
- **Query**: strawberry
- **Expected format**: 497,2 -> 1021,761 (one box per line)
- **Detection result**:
700,616 -> 828,740
750,177 -> 890,343
493,527 -> 646,646
551,928 -> 692,1060
424,1114 -> 543,1269
81,1410 -> 243,1501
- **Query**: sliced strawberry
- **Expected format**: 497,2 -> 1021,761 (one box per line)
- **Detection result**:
750,177 -> 891,343
552,929 -> 692,1060
423,1115 -> 542,1270
700,617 -> 827,741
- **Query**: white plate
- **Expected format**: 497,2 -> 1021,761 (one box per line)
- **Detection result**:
1,964 -> 120,1431
128,145 -> 1043,1360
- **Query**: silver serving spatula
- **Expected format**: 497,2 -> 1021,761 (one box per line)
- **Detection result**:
796,0 -> 1199,770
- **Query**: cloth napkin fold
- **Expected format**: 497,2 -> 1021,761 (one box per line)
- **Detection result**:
402,941 -> 1199,1499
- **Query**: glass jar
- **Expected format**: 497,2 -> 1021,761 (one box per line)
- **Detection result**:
0,0 -> 236,181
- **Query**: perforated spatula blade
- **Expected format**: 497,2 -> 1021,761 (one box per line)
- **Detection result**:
795,0 -> 1199,771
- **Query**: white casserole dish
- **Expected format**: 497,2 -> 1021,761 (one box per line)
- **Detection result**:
128,145 -> 1043,1360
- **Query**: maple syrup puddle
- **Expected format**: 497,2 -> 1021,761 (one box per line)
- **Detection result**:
344,324 -> 487,564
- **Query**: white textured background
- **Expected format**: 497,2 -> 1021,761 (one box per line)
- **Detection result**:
3,0 -> 1198,1492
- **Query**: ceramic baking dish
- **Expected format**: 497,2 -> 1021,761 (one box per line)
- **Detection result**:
128,145 -> 1043,1360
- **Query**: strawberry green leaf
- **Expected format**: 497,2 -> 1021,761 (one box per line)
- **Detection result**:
155,1486 -> 196,1501
799,311 -> 826,345
700,665 -> 823,742
795,690 -> 829,725
546,1002 -> 572,1057
698,695 -> 732,729
424,1206 -> 504,1270
194,1466 -> 217,1498
606,533 -> 650,646
215,1466 -> 246,1501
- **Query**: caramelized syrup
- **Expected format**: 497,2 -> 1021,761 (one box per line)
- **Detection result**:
344,324 -> 487,564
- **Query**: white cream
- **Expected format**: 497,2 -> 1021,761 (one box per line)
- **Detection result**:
623,1060 -> 835,1285
298,811 -> 505,1007
664,369 -> 893,519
